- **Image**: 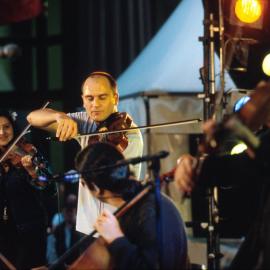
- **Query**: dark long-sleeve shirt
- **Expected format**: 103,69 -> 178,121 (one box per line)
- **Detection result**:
108,192 -> 188,270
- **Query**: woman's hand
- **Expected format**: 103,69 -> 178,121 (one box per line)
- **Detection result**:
21,155 -> 37,178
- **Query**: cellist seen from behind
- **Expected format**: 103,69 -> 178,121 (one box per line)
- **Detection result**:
72,142 -> 188,270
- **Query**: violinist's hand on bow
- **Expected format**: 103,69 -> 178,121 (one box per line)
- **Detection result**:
21,155 -> 37,178
94,209 -> 124,244
55,114 -> 78,141
174,154 -> 198,194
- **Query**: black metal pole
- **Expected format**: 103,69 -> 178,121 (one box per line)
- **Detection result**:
149,157 -> 163,269
200,1 -> 222,269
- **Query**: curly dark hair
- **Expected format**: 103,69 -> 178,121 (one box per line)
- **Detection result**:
75,142 -> 142,201
0,109 -> 19,138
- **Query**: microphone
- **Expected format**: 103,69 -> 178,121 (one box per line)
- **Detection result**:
116,150 -> 169,166
0,44 -> 21,58
38,170 -> 80,183
40,151 -> 170,182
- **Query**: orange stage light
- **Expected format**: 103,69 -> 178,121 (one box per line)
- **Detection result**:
235,0 -> 262,24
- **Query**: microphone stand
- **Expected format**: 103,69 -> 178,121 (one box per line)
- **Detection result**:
39,151 -> 169,183
149,156 -> 163,270
199,1 -> 224,269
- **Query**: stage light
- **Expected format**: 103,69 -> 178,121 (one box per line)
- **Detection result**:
262,53 -> 270,76
233,95 -> 251,112
231,142 -> 248,154
235,0 -> 262,24
230,95 -> 251,155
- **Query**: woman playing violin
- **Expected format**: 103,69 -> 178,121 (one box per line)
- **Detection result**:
0,110 -> 54,269
27,71 -> 143,235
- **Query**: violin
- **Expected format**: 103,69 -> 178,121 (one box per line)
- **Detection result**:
0,138 -> 51,186
87,112 -> 133,152
0,138 -> 38,168
0,101 -> 50,170
237,81 -> 270,131
206,81 -> 270,156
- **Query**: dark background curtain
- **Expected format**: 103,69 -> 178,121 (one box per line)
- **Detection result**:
0,0 -> 181,172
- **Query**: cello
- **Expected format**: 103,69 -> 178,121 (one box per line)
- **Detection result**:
48,183 -> 153,270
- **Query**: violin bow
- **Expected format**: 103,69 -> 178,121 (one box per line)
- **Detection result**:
0,253 -> 16,270
0,101 -> 50,163
47,118 -> 202,141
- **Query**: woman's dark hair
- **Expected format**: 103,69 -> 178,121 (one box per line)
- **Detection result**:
0,110 -> 19,138
75,142 -> 142,201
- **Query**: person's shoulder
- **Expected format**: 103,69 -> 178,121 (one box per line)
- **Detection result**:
161,193 -> 185,221
161,193 -> 178,208
129,193 -> 156,226
135,192 -> 181,220
127,120 -> 142,137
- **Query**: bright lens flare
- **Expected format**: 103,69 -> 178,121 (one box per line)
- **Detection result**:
235,0 -> 262,23
262,54 -> 270,76
231,143 -> 247,155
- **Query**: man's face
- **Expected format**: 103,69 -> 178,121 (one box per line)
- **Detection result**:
82,76 -> 118,122
0,117 -> 14,147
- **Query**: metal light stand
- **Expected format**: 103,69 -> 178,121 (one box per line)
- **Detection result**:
200,1 -> 226,269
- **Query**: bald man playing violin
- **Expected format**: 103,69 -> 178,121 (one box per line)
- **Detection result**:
27,71 -> 143,235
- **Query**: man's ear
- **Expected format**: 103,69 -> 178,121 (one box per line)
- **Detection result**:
114,93 -> 119,105
81,94 -> 86,109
